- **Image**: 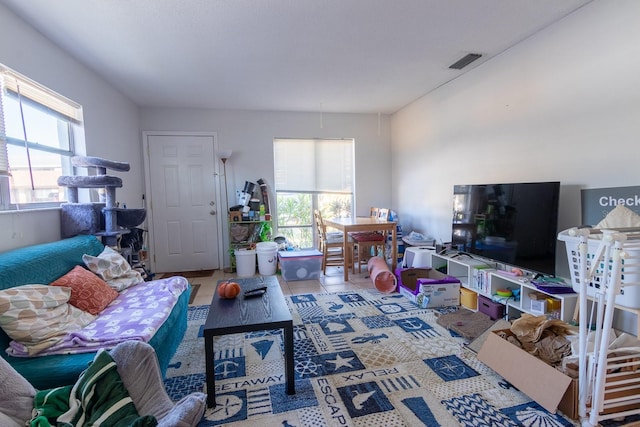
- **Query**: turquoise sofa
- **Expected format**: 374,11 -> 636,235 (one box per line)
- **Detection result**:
0,235 -> 190,390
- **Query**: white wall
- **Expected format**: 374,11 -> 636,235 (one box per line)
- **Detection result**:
391,0 -> 640,332
0,208 -> 61,252
392,0 -> 639,263
140,109 -> 391,267
0,0 -> 393,253
139,108 -> 392,226
0,3 -> 142,250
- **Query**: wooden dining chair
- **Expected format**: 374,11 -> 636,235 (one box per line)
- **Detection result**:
350,207 -> 389,273
314,210 -> 349,274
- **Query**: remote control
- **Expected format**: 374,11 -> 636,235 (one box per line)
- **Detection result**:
244,286 -> 267,298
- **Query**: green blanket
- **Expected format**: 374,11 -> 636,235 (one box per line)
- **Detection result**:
31,349 -> 157,427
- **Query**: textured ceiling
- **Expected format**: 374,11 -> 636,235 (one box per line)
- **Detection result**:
1,0 -> 592,114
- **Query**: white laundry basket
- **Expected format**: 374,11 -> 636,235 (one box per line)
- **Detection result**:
558,227 -> 640,308
256,242 -> 278,275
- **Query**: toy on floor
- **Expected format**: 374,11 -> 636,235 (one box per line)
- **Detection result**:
367,256 -> 397,293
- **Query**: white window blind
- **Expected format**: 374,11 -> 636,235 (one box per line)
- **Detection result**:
1,67 -> 83,123
274,138 -> 353,193
0,76 -> 8,176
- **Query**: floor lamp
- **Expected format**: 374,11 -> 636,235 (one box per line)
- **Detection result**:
218,148 -> 233,215
218,149 -> 233,272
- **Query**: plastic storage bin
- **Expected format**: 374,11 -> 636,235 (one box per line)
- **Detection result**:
478,294 -> 505,320
278,249 -> 323,281
460,287 -> 478,310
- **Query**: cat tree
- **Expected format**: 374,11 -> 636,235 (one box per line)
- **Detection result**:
57,156 -> 146,247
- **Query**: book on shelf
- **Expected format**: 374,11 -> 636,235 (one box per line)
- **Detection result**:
472,265 -> 495,293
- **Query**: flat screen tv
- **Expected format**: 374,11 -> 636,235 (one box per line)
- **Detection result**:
451,181 -> 561,276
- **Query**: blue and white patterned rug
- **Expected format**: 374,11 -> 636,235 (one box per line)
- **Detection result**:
163,289 -> 585,426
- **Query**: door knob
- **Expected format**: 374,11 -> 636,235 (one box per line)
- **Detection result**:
210,210 -> 216,215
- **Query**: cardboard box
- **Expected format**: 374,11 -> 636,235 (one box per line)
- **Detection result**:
395,267 -> 459,307
477,329 -> 572,414
558,362 -> 640,420
530,299 -> 547,314
395,267 -> 432,293
416,280 -> 460,308
479,330 -> 640,421
558,379 -> 578,419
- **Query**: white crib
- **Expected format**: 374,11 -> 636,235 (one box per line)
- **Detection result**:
559,227 -> 640,426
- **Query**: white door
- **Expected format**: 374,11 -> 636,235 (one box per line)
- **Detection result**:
145,133 -> 220,273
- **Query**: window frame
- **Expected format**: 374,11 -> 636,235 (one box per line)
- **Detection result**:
273,138 -> 355,249
0,64 -> 82,211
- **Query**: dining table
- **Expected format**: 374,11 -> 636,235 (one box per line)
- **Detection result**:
323,216 -> 398,281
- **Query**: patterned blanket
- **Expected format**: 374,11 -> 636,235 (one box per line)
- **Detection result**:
7,276 -> 188,357
30,349 -> 157,427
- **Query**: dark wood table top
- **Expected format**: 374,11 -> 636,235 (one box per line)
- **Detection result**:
204,275 -> 292,335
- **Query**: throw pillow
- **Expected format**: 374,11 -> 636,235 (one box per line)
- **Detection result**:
0,284 -> 95,355
50,266 -> 119,315
83,246 -> 142,291
105,270 -> 144,291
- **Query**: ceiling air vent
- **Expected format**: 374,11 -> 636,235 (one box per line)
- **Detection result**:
449,53 -> 482,70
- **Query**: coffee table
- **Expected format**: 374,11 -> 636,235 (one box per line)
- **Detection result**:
203,275 -> 295,407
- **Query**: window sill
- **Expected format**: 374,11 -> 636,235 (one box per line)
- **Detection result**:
0,206 -> 61,215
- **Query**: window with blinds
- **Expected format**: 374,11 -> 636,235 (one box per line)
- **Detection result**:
0,64 -> 83,209
273,138 -> 354,248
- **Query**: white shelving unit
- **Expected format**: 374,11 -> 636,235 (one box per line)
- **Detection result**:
431,253 -> 578,323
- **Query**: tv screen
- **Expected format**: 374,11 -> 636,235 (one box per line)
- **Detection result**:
451,181 -> 560,276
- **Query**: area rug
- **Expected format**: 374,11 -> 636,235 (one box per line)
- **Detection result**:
163,289 -> 584,426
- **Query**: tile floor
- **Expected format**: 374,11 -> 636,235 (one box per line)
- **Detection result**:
167,266 -> 375,307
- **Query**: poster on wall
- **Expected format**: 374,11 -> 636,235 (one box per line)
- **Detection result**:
581,185 -> 640,226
